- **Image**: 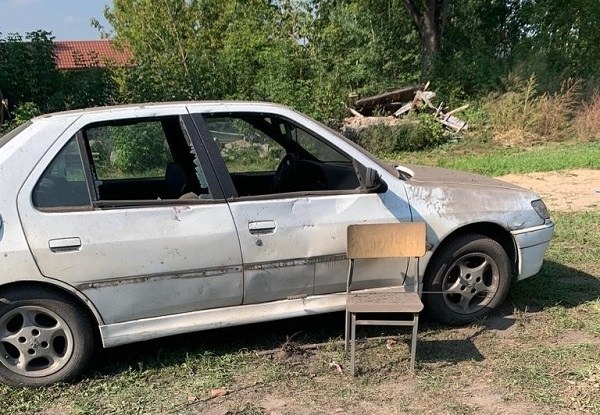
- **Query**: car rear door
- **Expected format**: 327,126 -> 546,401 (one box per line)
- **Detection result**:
16,107 -> 244,325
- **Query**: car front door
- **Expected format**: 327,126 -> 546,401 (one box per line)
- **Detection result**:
17,108 -> 244,324
188,109 -> 413,304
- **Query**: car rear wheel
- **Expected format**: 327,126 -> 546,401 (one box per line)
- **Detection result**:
0,287 -> 95,387
423,234 -> 511,326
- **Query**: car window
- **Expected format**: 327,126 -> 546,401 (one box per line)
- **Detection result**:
32,137 -> 91,209
82,117 -> 212,202
292,126 -> 349,163
203,114 -> 360,197
204,117 -> 282,173
86,121 -> 173,180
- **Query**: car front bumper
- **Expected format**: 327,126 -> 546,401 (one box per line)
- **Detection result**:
511,221 -> 555,280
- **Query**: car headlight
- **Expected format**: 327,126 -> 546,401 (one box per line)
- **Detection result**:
531,199 -> 550,219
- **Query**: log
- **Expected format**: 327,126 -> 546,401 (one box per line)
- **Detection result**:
355,85 -> 423,110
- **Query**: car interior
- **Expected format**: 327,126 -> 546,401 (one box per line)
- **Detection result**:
204,113 -> 361,197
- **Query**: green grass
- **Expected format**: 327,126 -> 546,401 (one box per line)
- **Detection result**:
0,177 -> 598,413
382,140 -> 600,176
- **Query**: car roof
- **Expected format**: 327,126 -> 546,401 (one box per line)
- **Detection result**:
32,101 -> 294,122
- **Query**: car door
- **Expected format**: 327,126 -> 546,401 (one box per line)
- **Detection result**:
187,109 -> 413,304
17,108 -> 244,325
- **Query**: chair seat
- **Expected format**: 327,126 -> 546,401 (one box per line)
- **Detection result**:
346,292 -> 423,314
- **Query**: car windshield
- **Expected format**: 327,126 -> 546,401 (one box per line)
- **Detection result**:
0,122 -> 32,150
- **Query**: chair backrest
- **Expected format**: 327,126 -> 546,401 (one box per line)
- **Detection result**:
346,223 -> 426,259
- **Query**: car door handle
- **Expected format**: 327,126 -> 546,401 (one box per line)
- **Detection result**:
248,220 -> 276,234
48,237 -> 82,252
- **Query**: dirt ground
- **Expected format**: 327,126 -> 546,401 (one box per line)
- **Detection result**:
498,169 -> 600,211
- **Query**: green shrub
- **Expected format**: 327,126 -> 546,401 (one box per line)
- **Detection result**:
354,113 -> 446,153
13,102 -> 40,125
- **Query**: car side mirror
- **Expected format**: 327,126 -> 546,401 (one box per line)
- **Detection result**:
353,161 -> 386,193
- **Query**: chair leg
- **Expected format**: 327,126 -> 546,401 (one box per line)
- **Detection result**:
410,313 -> 419,372
350,312 -> 357,376
344,309 -> 351,352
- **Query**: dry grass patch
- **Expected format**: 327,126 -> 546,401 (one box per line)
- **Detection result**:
484,75 -> 580,146
575,92 -> 600,141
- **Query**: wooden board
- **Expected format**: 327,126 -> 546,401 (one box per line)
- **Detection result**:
346,222 -> 426,259
355,85 -> 422,110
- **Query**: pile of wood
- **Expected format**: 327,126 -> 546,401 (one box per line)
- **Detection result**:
349,82 -> 468,132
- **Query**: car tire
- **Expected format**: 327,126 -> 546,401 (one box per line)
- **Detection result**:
0,286 -> 95,387
423,234 -> 511,326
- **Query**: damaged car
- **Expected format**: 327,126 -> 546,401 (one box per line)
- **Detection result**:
0,102 -> 553,386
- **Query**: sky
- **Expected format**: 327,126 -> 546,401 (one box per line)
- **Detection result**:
0,0 -> 112,40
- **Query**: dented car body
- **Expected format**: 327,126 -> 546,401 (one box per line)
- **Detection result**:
0,102 -> 553,386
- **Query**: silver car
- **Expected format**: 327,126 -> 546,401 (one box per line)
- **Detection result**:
0,102 -> 553,386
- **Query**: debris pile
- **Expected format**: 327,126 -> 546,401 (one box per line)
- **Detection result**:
345,82 -> 469,134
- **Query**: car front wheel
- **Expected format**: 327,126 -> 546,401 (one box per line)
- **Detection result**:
423,234 -> 511,326
0,287 -> 95,387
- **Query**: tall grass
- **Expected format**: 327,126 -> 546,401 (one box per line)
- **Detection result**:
483,75 -> 580,146
575,92 -> 600,141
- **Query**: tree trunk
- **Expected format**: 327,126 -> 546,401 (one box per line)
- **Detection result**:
403,0 -> 448,79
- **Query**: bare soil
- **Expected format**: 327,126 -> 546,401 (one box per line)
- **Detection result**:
498,169 -> 600,212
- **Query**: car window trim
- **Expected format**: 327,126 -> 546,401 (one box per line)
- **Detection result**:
226,188 -> 373,202
187,112 -> 239,198
77,131 -> 99,204
92,198 -> 227,209
181,113 -> 228,200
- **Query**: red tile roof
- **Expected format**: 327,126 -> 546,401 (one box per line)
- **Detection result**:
54,40 -> 133,70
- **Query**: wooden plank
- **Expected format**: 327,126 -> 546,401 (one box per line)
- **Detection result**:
393,102 -> 413,117
348,108 -> 365,118
346,222 -> 426,259
355,85 -> 423,110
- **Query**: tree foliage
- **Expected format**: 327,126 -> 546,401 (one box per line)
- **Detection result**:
3,0 -> 600,128
0,30 -> 115,118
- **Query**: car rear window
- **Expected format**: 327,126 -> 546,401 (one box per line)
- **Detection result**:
0,121 -> 32,149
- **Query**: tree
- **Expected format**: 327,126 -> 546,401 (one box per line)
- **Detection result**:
516,0 -> 600,93
403,0 -> 449,78
0,30 -> 59,112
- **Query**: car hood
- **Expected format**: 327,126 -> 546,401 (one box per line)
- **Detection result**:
401,164 -> 529,192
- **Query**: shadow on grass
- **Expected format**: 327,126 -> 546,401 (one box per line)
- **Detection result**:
89,311 -> 348,379
418,338 -> 485,364
87,260 -> 598,381
509,260 -> 600,312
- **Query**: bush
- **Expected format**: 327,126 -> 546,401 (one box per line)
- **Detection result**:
12,102 -> 40,125
354,113 -> 446,153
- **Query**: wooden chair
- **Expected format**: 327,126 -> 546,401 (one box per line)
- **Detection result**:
344,223 -> 427,375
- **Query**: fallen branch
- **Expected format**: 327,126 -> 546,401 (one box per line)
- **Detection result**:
348,107 -> 365,118
182,381 -> 265,410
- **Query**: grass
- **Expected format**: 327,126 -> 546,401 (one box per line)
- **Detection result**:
1,211 -> 598,414
383,140 -> 600,176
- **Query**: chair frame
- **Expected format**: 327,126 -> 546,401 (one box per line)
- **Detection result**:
344,222 -> 426,375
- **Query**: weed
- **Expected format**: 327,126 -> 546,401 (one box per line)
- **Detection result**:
483,75 -> 579,146
575,92 -> 600,141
